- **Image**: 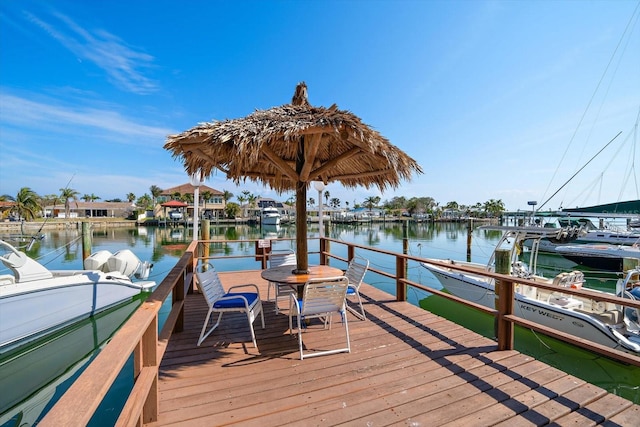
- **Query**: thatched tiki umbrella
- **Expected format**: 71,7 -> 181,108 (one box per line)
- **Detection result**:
164,82 -> 423,274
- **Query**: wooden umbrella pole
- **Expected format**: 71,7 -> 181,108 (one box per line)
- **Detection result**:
294,134 -> 309,274
294,180 -> 308,274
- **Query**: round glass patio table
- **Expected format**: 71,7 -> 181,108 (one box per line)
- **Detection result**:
260,264 -> 344,299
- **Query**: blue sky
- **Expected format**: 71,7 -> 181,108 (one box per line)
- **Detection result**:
1,0 -> 638,211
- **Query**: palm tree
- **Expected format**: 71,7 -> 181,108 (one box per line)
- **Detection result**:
82,194 -> 92,202
222,190 -> 234,203
201,190 -> 212,206
59,188 -> 80,219
89,193 -> 100,202
236,194 -> 247,217
323,190 -> 330,207
330,198 -> 341,208
484,199 -> 505,218
149,185 -> 162,205
136,194 -> 153,210
363,196 -> 380,213
127,193 -> 136,203
246,193 -> 257,218
13,187 -> 40,221
241,190 -> 256,214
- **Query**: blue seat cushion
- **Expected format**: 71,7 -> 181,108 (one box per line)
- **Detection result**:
213,292 -> 258,309
346,287 -> 356,295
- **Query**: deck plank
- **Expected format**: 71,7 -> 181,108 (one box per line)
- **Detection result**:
149,270 -> 640,426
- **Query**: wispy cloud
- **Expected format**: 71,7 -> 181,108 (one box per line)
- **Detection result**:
0,92 -> 173,144
24,10 -> 158,94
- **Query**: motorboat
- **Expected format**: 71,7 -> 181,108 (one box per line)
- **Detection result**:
557,218 -> 640,245
577,230 -> 640,245
555,244 -> 640,271
421,227 -> 640,355
0,240 -> 155,354
261,206 -> 281,226
524,224 -> 640,256
0,298 -> 141,425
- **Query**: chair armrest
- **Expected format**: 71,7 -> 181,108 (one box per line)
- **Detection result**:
228,283 -> 261,296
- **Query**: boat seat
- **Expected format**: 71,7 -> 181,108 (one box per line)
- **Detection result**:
575,308 -> 623,325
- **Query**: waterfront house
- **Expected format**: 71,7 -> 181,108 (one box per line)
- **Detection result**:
0,201 -> 17,220
43,201 -> 137,219
157,183 -> 225,220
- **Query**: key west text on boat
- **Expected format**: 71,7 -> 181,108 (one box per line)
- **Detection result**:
0,239 -> 155,354
421,226 -> 640,355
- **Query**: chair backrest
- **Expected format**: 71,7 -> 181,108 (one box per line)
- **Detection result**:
195,266 -> 226,307
300,276 -> 349,316
345,257 -> 369,290
269,250 -> 297,268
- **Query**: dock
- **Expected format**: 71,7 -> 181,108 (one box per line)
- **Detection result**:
150,270 -> 640,426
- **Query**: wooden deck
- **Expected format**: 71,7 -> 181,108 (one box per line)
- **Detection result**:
151,270 -> 640,426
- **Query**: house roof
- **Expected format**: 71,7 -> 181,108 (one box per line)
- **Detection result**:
161,183 -> 222,196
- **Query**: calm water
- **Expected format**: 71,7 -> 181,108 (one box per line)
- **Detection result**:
1,221 -> 638,425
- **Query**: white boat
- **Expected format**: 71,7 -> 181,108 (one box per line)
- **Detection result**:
555,244 -> 640,271
0,240 -> 155,354
577,229 -> 640,245
0,299 -> 140,424
421,227 -> 640,355
261,206 -> 281,226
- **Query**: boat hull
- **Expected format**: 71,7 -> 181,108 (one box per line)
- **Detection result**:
555,245 -> 639,271
0,299 -> 140,423
559,254 -> 625,271
0,273 -> 151,354
261,216 -> 280,226
423,262 -> 640,354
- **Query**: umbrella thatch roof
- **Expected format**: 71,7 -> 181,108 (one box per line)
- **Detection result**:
164,83 -> 422,193
164,82 -> 422,273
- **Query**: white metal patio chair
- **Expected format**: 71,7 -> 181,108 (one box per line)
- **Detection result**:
288,276 -> 350,360
267,249 -> 297,313
195,264 -> 265,348
345,256 -> 370,320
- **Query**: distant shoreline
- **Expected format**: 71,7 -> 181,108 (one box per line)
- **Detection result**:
0,219 -> 136,233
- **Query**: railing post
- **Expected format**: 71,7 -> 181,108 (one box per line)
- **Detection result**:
347,245 -> 355,262
319,237 -> 331,265
82,221 -> 92,261
396,256 -> 407,301
496,279 -> 515,350
494,249 -> 514,350
142,317 -> 159,423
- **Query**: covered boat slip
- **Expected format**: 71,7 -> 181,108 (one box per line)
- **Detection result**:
151,270 -> 640,426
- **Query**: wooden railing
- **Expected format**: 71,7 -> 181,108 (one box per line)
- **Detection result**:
321,237 -> 640,366
40,237 -> 640,426
39,241 -> 196,427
